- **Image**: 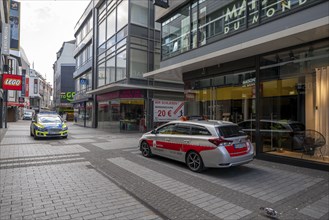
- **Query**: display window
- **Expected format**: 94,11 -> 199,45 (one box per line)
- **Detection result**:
97,98 -> 145,132
259,40 -> 329,163
184,40 -> 329,164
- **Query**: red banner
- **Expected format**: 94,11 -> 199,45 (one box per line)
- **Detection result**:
2,74 -> 22,91
25,77 -> 29,97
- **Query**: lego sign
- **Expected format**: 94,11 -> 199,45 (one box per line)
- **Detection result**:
2,74 -> 22,91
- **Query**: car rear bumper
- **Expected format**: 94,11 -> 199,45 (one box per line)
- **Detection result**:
201,146 -> 254,168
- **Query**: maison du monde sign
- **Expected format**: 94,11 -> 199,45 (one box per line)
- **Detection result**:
223,0 -> 312,35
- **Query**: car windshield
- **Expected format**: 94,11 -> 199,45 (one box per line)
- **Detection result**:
38,116 -> 62,124
25,112 -> 32,115
216,125 -> 245,138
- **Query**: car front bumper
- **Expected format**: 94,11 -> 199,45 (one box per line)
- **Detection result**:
35,130 -> 68,138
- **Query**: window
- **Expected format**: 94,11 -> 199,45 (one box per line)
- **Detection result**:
173,124 -> 190,135
216,125 -> 244,138
98,20 -> 106,46
130,49 -> 147,78
131,0 -> 148,27
116,50 -> 126,81
106,56 -> 115,84
106,10 -> 116,40
191,125 -> 211,135
117,0 -> 128,31
157,124 -> 176,134
98,62 -> 106,87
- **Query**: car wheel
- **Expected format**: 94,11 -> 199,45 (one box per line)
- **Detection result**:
33,130 -> 38,140
186,151 -> 204,172
140,141 -> 152,157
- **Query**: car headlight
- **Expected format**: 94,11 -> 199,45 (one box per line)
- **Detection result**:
34,124 -> 47,132
62,124 -> 68,130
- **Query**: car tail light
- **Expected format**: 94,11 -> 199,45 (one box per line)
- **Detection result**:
208,137 -> 233,147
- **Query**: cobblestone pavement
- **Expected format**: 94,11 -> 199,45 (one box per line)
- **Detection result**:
0,120 -> 328,220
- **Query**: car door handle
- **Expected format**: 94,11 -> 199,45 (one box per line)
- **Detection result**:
183,140 -> 190,144
165,138 -> 170,141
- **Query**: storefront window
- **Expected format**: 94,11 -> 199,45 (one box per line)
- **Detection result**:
86,101 -> 93,127
259,40 -> 329,163
185,70 -> 256,123
98,101 -> 110,129
120,99 -> 144,132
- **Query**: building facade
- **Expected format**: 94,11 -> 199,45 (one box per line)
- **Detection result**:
29,69 -> 52,113
77,0 -> 184,131
147,0 -> 329,168
53,40 -> 76,121
73,1 -> 94,127
0,0 -> 10,128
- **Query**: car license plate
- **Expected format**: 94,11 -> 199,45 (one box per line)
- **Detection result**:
234,143 -> 245,149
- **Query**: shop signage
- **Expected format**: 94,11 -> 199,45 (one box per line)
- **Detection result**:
2,74 -> 22,91
80,78 -> 87,85
97,89 -> 144,101
153,0 -> 169,8
60,92 -> 76,102
9,0 -> 21,50
1,23 -> 10,55
153,99 -> 185,122
224,0 -> 309,35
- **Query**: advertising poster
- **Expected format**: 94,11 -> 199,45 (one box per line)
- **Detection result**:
153,99 -> 184,122
9,0 -> 20,50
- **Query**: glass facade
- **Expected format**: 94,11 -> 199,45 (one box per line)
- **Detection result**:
184,40 -> 329,164
161,0 -> 323,60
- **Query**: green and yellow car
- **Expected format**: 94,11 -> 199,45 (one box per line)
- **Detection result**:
30,113 -> 68,139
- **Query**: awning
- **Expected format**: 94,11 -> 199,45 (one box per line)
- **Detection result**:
5,102 -> 24,107
87,83 -> 183,95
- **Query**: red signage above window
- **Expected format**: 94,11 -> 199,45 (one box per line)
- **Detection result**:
2,74 -> 22,91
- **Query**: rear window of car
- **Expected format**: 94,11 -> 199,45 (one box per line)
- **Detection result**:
216,125 -> 245,138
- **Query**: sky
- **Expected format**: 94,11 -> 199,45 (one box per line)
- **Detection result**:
19,0 -> 90,86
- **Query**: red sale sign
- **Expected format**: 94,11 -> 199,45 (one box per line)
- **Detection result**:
2,74 -> 22,91
153,99 -> 185,122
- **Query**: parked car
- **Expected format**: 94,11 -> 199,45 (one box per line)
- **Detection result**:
139,119 -> 254,172
23,112 -> 33,120
30,113 -> 68,139
238,119 -> 305,150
